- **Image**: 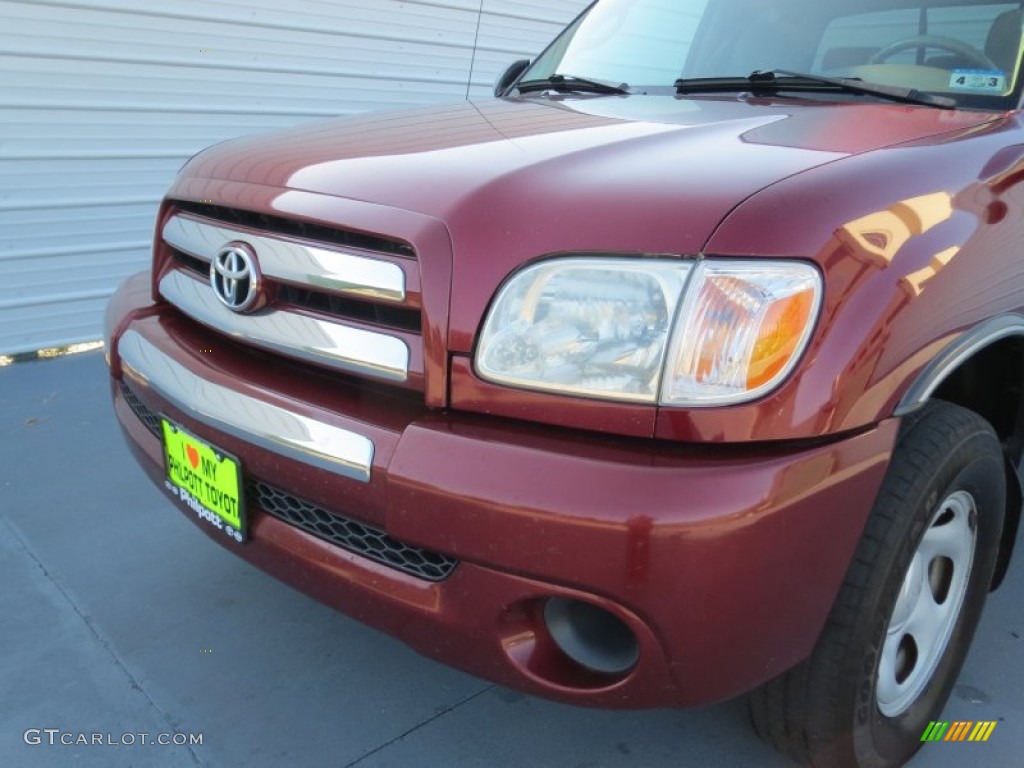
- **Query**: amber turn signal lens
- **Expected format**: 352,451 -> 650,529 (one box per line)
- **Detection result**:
747,288 -> 816,390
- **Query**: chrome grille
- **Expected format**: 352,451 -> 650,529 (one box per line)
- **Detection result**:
159,205 -> 424,390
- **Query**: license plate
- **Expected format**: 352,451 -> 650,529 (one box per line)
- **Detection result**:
161,418 -> 246,543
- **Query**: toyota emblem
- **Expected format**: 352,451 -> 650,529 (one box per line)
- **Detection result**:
210,243 -> 261,312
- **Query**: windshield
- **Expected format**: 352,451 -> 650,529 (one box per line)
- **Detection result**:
522,0 -> 1024,109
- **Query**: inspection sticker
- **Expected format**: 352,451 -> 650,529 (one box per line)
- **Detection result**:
949,69 -> 1005,92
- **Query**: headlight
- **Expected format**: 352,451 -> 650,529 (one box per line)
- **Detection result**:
475,257 -> 821,406
476,258 -> 691,402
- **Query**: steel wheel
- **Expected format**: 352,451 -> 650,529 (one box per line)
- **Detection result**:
749,401 -> 1006,768
876,490 -> 977,717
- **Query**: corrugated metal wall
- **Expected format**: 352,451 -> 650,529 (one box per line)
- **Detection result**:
0,0 -> 588,354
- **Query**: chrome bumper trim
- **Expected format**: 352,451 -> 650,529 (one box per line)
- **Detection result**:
118,330 -> 374,482
163,214 -> 406,302
159,270 -> 410,382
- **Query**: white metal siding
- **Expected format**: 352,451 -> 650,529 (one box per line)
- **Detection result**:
0,0 -> 588,354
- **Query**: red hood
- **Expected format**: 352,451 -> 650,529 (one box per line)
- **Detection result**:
183,97 -> 993,258
178,96 -> 996,351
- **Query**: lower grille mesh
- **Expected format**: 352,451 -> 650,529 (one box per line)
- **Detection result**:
250,481 -> 458,582
119,382 -> 458,581
122,383 -> 162,437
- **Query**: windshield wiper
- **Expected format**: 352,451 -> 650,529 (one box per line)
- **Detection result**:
517,73 -> 630,96
674,69 -> 955,109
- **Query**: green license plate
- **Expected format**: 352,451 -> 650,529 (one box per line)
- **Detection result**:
161,418 -> 246,542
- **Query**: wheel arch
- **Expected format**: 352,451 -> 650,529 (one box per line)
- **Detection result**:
894,314 -> 1024,590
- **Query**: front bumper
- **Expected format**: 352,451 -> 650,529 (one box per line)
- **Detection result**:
107,271 -> 899,708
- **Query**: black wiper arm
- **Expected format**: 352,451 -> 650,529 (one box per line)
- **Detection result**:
674,69 -> 954,109
517,73 -> 630,95
763,69 -> 955,109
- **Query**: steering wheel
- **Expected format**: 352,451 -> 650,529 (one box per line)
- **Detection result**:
869,34 -> 999,69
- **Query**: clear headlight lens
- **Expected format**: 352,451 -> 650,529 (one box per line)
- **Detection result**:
475,258 -> 691,403
475,257 -> 821,406
661,261 -> 822,405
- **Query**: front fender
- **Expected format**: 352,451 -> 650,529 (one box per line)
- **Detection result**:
656,113 -> 1024,443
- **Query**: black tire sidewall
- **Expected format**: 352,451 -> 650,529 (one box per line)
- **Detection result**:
852,426 -> 1004,767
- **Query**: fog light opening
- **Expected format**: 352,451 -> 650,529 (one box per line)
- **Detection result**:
543,598 -> 640,676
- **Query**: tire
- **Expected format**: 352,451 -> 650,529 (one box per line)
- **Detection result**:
749,401 -> 1005,768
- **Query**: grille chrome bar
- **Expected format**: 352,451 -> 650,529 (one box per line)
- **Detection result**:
173,201 -> 415,258
163,214 -> 407,303
118,330 -> 375,482
159,270 -> 410,382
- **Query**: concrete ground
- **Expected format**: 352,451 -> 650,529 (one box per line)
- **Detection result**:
1,351 -> 1022,768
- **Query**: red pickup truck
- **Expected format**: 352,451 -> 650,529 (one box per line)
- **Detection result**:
105,1 -> 1024,766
